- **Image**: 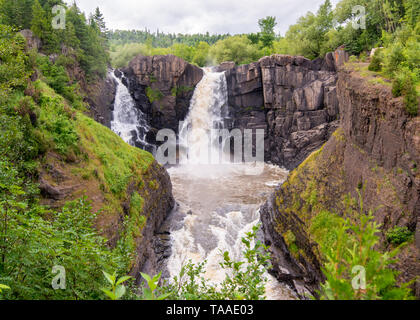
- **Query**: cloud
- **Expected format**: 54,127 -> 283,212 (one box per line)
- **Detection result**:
69,0 -> 340,35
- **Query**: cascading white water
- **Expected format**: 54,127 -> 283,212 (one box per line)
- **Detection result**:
167,68 -> 297,300
179,68 -> 229,165
110,71 -> 151,149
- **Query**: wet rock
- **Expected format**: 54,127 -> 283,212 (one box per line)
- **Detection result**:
122,55 -> 204,135
132,161 -> 175,283
261,66 -> 420,298
226,53 -> 339,170
85,70 -> 117,128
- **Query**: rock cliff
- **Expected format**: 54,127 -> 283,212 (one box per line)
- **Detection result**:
260,62 -> 420,297
225,53 -> 340,169
122,55 -> 203,142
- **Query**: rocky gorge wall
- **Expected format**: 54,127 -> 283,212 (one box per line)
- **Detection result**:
224,53 -> 340,169
19,30 -> 176,281
122,55 -> 203,144
120,52 -> 343,170
260,63 -> 420,297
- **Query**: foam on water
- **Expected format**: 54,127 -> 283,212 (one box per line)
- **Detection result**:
110,71 -> 151,149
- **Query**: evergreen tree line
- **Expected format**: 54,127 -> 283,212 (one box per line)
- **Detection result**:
109,29 -> 230,47
0,0 -> 110,79
109,0 -> 419,67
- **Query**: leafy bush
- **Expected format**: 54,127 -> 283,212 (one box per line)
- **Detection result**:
403,85 -> 419,116
158,224 -> 271,300
312,193 -> 414,300
392,70 -> 419,116
140,272 -> 171,300
101,271 -> 133,300
369,49 -> 384,72
0,24 -> 31,102
386,226 -> 414,245
0,159 -> 125,300
146,87 -> 164,103
208,35 -> 261,66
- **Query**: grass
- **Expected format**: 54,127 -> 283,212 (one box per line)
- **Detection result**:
32,79 -> 157,265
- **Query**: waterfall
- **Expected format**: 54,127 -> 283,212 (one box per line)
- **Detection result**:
110,71 -> 152,151
179,68 -> 229,165
166,68 -> 296,300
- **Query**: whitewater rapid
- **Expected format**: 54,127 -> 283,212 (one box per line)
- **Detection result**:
110,71 -> 151,150
109,67 -> 296,299
166,69 -> 296,300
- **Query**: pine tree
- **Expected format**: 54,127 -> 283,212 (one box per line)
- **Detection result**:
92,7 -> 107,35
31,0 -> 47,38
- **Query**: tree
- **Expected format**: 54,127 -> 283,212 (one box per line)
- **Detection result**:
208,35 -> 260,65
192,41 -> 210,67
92,6 -> 108,39
284,0 -> 333,58
0,24 -> 30,102
30,0 -> 59,53
258,16 -> 277,48
30,0 -> 47,38
0,0 -> 34,29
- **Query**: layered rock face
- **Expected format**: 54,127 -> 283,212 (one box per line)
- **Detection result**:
86,72 -> 117,128
260,64 -> 420,297
40,152 -> 175,280
225,54 -> 339,169
122,55 -> 203,140
128,161 -> 175,281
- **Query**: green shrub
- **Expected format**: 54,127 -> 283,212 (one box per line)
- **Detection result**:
145,87 -> 164,103
156,224 -> 271,300
403,86 -> 419,116
368,49 -> 383,72
349,55 -> 358,62
392,70 -> 419,116
0,162 -> 124,300
317,211 -> 414,300
310,192 -> 414,300
386,226 -> 414,245
392,71 -> 406,97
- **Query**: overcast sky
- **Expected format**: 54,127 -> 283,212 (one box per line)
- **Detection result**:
68,0 -> 340,35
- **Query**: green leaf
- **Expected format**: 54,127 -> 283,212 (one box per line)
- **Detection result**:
101,288 -> 117,300
116,276 -> 133,286
102,271 -> 116,285
152,272 -> 162,284
142,288 -> 153,300
115,285 -> 126,300
157,292 -> 172,300
140,272 -> 152,285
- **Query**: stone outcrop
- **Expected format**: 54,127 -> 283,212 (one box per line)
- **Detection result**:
260,64 -> 420,298
85,72 -> 117,128
128,161 -> 175,281
20,29 -> 42,51
40,150 -> 175,280
226,53 -> 339,169
122,55 -> 203,141
20,29 -> 117,129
